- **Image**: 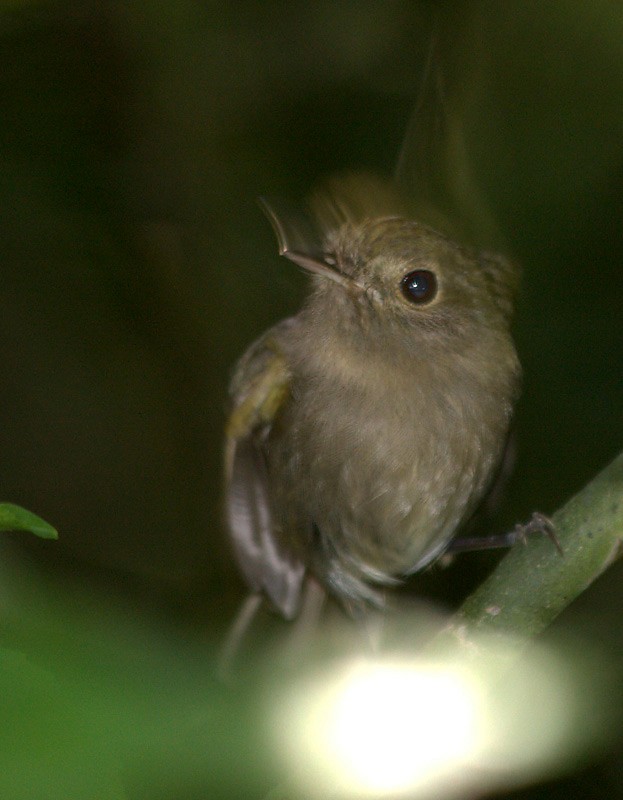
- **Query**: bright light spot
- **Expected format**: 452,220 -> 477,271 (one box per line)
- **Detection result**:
272,637 -> 608,798
324,663 -> 483,794
278,658 -> 487,797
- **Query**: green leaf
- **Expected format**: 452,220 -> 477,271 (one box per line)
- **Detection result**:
0,503 -> 57,540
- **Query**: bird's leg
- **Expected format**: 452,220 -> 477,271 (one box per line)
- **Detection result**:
217,592 -> 264,681
347,598 -> 387,654
280,575 -> 327,664
446,511 -> 563,556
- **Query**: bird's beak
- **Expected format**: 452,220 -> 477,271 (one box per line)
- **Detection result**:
259,196 -> 360,290
281,250 -> 356,289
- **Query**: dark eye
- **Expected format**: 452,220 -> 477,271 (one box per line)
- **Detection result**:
401,269 -> 437,304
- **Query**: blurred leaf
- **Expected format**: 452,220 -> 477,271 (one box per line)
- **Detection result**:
0,503 -> 57,540
0,650 -> 126,800
0,568 -> 276,800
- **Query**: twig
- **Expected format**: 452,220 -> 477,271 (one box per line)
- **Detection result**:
446,451 -> 623,642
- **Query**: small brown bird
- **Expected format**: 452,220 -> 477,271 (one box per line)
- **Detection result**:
225,174 -> 528,622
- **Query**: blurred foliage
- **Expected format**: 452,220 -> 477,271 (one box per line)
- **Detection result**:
0,562 -> 275,800
0,1 -> 623,797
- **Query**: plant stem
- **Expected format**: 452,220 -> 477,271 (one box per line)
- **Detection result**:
447,451 -> 623,641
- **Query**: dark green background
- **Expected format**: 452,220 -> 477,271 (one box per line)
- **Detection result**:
1,2 -> 622,797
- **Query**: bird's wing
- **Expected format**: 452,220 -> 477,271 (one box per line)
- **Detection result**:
224,318 -> 305,619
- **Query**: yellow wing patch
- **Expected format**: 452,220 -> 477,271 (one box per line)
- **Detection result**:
224,334 -> 292,479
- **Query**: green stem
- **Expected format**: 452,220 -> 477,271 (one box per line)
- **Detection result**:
448,451 -> 623,641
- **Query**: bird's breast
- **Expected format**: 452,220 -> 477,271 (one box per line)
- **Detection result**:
269,337 -> 517,581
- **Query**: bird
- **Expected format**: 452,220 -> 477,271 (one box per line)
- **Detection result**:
223,173 -> 540,624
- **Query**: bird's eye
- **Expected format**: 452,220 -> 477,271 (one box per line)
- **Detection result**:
401,269 -> 437,304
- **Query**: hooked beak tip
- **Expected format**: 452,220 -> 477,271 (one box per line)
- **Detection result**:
283,250 -> 361,291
